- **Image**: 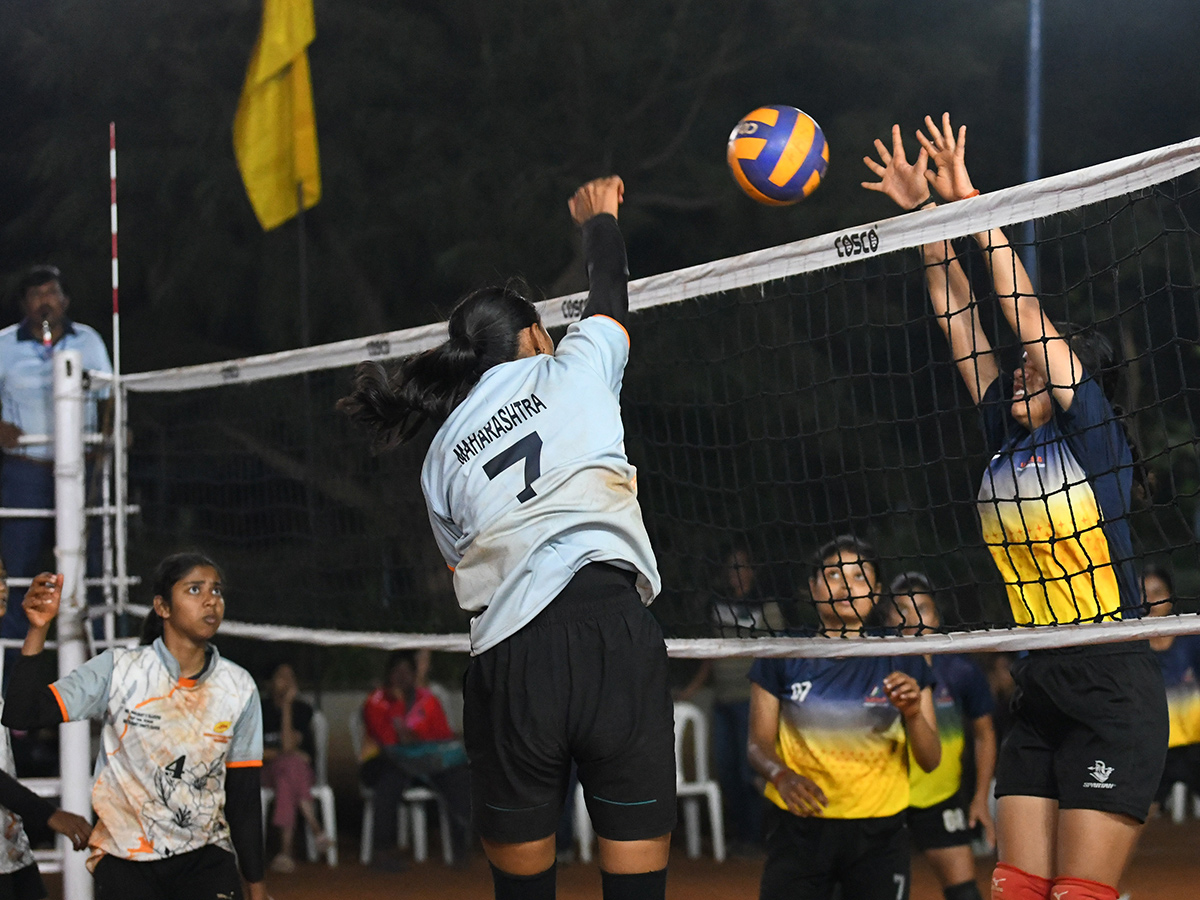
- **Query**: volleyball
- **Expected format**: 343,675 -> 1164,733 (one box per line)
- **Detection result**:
726,105 -> 828,206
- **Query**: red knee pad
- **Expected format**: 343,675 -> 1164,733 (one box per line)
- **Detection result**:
1048,877 -> 1118,900
991,863 -> 1052,900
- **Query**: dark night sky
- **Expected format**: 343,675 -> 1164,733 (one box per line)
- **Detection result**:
0,0 -> 1197,370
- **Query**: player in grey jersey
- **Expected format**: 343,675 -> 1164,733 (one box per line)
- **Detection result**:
341,177 -> 675,900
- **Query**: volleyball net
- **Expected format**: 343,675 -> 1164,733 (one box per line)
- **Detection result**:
115,135 -> 1200,657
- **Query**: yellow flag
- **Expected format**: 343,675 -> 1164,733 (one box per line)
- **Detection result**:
233,0 -> 321,231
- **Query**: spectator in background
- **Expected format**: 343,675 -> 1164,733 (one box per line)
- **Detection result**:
1142,565 -> 1200,814
360,651 -> 472,870
885,573 -> 996,900
262,663 -> 332,873
676,546 -> 783,853
0,265 -> 112,643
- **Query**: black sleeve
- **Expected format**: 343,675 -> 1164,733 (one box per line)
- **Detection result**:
1,653 -> 66,730
225,766 -> 265,884
580,213 -> 630,326
0,770 -> 56,832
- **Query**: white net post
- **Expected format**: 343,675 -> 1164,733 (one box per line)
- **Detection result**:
53,350 -> 93,900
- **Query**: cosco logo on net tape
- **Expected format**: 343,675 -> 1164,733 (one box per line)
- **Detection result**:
366,339 -> 391,357
560,297 -> 587,320
834,226 -> 880,259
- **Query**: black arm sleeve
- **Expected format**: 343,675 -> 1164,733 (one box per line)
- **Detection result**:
225,766 -> 265,884
0,770 -> 55,832
1,652 -> 65,730
579,213 -> 630,326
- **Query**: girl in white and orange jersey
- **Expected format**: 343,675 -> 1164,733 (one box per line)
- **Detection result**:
3,553 -> 266,900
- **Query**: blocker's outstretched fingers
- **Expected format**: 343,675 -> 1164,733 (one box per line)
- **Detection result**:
873,137 -> 893,166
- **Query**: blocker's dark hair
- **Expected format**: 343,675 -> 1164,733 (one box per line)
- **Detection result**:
140,551 -> 223,645
1057,322 -> 1148,500
338,282 -> 542,449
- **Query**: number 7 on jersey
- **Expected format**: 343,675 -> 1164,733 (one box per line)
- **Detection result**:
483,432 -> 543,503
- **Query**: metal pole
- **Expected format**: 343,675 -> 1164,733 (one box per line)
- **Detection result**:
54,350 -> 93,900
1022,0 -> 1043,287
111,123 -> 129,619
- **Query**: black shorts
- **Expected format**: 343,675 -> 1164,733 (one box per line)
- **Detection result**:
1154,743 -> 1200,806
0,863 -> 46,900
995,642 -> 1168,823
908,794 -> 975,850
463,562 -> 677,844
94,845 -> 241,900
759,805 -> 910,900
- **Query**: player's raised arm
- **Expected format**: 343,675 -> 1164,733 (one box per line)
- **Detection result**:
919,113 -> 1081,410
570,176 -> 630,327
862,124 -> 998,403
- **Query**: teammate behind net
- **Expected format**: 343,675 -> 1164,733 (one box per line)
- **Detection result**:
863,114 -> 1167,900
339,177 -> 675,900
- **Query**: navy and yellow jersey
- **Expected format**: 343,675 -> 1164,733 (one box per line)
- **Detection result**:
1156,634 -> 1200,748
977,373 -> 1138,626
908,654 -> 994,809
749,654 -> 933,819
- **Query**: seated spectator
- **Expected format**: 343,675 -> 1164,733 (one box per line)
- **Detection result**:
1143,565 -> 1200,813
677,545 -> 785,853
262,663 -> 333,873
360,651 -> 472,870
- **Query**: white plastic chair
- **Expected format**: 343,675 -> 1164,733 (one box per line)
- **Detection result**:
260,706 -> 339,866
348,708 -> 452,865
673,701 -> 726,861
575,702 -> 726,863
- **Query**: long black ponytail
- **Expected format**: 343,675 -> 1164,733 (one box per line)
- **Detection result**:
140,551 -> 223,645
338,283 -> 542,449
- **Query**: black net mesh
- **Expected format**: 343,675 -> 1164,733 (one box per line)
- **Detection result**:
125,172 -> 1200,643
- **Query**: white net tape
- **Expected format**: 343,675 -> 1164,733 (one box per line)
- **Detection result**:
118,135 -> 1200,655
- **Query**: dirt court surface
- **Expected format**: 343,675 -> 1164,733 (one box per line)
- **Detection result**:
45,815 -> 1199,899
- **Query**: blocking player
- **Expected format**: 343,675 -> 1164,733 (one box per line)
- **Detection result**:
863,114 -> 1168,900
748,536 -> 940,900
886,572 -> 996,900
2,554 -> 267,900
339,176 -> 675,900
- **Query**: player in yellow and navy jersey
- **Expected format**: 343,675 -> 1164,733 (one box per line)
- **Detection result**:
3,554 -> 266,900
1142,567 -> 1200,810
885,573 -> 996,900
864,114 -> 1168,900
340,177 -> 674,900
748,536 -> 940,900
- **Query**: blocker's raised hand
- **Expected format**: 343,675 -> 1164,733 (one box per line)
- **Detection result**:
862,124 -> 931,211
917,113 -> 977,202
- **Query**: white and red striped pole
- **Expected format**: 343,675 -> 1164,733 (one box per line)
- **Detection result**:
109,123 -> 129,621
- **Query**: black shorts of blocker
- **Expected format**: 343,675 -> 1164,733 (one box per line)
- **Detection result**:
0,863 -> 46,900
995,641 -> 1168,823
1154,743 -> 1200,806
907,794 -> 975,851
463,562 -> 677,845
759,805 -> 910,900
94,845 -> 241,900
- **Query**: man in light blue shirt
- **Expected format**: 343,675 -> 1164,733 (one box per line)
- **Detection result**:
0,265 -> 112,640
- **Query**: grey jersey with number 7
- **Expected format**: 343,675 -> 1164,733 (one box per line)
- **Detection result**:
421,314 -> 661,655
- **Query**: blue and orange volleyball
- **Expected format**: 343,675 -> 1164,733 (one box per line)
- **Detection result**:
727,106 -> 828,206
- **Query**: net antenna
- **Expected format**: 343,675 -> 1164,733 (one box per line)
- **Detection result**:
117,135 -> 1200,658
